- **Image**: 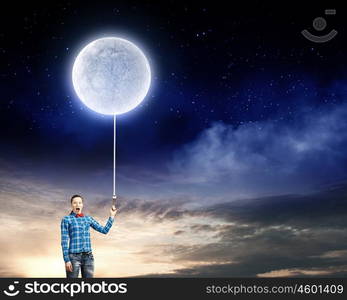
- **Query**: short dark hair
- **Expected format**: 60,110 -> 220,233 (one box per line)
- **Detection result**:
71,194 -> 83,203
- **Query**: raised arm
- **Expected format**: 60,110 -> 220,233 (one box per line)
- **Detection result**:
60,218 -> 70,263
90,216 -> 114,234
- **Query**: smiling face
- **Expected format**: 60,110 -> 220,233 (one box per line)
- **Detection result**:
71,196 -> 83,214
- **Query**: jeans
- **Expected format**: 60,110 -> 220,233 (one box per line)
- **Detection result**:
66,251 -> 94,278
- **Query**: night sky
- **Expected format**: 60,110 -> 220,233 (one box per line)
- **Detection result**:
1,1 -> 347,277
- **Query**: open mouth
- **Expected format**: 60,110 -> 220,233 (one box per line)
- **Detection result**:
76,208 -> 80,211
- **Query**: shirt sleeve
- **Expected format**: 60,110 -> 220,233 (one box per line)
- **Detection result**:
60,217 -> 70,263
90,216 -> 114,234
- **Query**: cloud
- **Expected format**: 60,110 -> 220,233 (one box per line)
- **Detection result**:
169,103 -> 347,198
1,102 -> 347,277
1,163 -> 347,277
136,183 -> 347,277
257,266 -> 347,278
311,250 -> 347,259
0,164 -> 208,277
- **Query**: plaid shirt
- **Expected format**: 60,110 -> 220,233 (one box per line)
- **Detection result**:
60,211 -> 114,262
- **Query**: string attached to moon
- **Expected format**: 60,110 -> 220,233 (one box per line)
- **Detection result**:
72,37 -> 151,204
113,114 -> 116,204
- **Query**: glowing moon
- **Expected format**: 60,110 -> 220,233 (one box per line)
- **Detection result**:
72,37 -> 151,115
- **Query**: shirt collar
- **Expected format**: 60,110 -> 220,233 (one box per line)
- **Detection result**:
70,211 -> 82,216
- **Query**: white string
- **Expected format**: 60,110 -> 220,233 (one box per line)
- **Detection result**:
113,114 -> 116,202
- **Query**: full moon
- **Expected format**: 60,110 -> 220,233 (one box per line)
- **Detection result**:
72,37 -> 151,115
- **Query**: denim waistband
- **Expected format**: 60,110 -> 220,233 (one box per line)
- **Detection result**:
70,251 -> 92,255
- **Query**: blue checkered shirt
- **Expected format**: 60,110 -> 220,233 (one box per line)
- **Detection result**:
60,211 -> 114,262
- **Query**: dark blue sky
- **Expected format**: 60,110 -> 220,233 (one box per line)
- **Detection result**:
1,1 -> 345,169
